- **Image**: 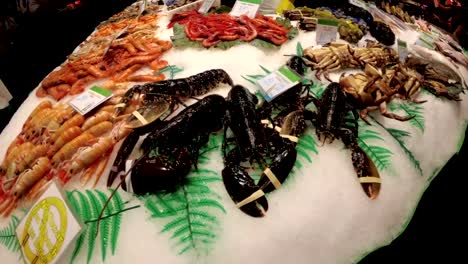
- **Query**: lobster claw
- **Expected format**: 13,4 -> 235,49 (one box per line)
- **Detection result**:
222,164 -> 268,217
258,141 -> 297,193
351,146 -> 381,199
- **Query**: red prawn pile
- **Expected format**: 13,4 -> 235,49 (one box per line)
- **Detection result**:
168,10 -> 291,47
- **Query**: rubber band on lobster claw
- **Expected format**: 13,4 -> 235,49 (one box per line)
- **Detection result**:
222,164 -> 268,217
352,145 -> 381,200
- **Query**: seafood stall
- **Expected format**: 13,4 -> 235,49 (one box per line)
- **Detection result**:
1,0 -> 467,263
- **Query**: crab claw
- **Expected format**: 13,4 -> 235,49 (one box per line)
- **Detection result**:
222,164 -> 268,217
351,146 -> 381,199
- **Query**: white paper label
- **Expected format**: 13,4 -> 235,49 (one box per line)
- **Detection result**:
199,0 -> 215,13
230,0 -> 262,18
349,0 -> 368,9
257,65 -> 301,102
69,86 -> 113,115
16,180 -> 84,264
397,39 -> 408,62
316,19 -> 339,45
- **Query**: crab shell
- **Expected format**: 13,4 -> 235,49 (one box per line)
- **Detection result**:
339,73 -> 376,106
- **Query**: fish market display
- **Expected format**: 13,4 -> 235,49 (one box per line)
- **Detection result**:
1,1 -> 468,264
169,10 -> 296,48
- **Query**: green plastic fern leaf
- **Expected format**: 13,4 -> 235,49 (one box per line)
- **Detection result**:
389,101 -> 425,133
357,139 -> 393,172
96,190 -> 111,261
144,134 -> 226,256
309,82 -> 325,99
86,192 -> 100,263
259,65 -> 271,74
70,191 -> 89,264
296,42 -> 304,57
386,128 -> 411,143
0,215 -> 20,253
109,190 -> 123,255
383,127 -> 423,176
241,75 -> 257,85
357,122 -> 394,173
67,189 -> 125,264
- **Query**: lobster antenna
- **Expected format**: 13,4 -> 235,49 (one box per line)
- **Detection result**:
95,148 -> 151,238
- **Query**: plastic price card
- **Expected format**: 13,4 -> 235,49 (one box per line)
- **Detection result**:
316,19 -> 339,45
257,65 -> 301,102
397,39 -> 408,62
230,0 -> 263,18
69,86 -> 113,115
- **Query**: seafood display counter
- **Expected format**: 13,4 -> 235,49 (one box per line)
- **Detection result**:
1,1 -> 468,263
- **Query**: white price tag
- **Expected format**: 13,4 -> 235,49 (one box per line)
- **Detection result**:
199,0 -> 215,13
257,65 -> 301,102
69,86 -> 113,115
230,0 -> 262,18
397,39 -> 408,62
316,19 -> 339,45
349,0 -> 368,9
16,180 -> 84,264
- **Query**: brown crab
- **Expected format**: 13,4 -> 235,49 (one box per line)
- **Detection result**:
339,64 -> 422,123
303,41 -> 398,82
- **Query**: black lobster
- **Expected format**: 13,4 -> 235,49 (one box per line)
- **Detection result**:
222,85 -> 302,217
307,82 -> 381,199
108,95 -> 227,194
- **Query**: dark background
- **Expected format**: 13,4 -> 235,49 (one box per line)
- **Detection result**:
1,1 -> 467,263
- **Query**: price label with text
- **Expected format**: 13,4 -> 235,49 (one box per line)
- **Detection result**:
316,19 -> 339,45
230,0 -> 262,18
199,0 -> 216,13
69,86 -> 113,115
397,39 -> 408,62
257,65 -> 301,102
